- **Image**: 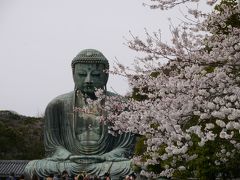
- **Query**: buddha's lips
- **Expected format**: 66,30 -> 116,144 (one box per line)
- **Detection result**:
84,85 -> 94,90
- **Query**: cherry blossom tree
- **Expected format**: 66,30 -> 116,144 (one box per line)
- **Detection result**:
93,0 -> 240,179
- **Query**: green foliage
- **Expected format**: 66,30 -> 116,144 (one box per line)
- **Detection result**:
182,115 -> 199,130
150,123 -> 160,130
205,0 -> 240,58
0,111 -> 44,160
204,66 -> 216,74
174,139 -> 240,179
134,136 -> 147,156
213,0 -> 240,34
173,121 -> 240,179
134,117 -> 240,179
150,71 -> 160,78
132,87 -> 148,101
131,164 -> 142,173
215,0 -> 239,15
188,141 -> 218,179
147,164 -> 163,174
173,111 -> 240,179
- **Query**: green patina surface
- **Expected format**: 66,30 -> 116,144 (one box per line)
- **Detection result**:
24,49 -> 136,180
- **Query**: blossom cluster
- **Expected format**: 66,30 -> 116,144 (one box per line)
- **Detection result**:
143,0 -> 218,10
94,0 -> 240,178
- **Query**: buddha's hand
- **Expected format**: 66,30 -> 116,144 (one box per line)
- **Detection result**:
69,155 -> 106,163
101,148 -> 129,162
69,149 -> 129,163
46,147 -> 72,161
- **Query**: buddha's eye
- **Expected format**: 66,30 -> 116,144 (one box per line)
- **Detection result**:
78,72 -> 87,76
91,71 -> 100,77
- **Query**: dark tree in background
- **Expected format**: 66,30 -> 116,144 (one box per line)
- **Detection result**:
0,111 -> 44,160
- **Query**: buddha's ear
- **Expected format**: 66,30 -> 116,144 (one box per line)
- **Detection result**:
103,75 -> 109,86
103,67 -> 109,84
72,65 -> 75,77
72,66 -> 79,86
72,67 -> 76,80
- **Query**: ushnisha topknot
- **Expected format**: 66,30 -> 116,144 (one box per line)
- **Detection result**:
71,49 -> 109,70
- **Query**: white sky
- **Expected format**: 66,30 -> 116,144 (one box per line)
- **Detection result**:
0,0 -> 212,116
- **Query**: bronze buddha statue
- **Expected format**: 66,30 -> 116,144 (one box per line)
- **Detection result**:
24,49 -> 135,180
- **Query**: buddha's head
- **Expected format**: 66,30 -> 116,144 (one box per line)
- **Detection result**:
71,49 -> 109,96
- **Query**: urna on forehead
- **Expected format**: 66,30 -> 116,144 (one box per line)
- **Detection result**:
71,49 -> 109,69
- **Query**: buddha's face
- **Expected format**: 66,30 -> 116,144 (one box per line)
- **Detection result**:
73,63 -> 108,95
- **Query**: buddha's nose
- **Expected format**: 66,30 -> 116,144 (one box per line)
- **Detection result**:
85,74 -> 93,84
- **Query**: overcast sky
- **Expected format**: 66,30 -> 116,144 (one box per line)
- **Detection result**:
0,0 -> 212,116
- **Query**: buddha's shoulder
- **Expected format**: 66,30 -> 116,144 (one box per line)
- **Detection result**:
106,91 -> 120,97
47,91 -> 120,106
47,91 -> 74,105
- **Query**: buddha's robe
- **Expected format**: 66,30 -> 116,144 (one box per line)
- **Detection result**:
24,91 -> 135,179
